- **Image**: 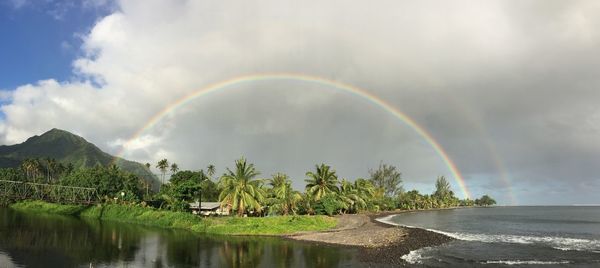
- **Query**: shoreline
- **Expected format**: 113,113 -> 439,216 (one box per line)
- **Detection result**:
287,209 -> 460,265
10,200 -> 463,265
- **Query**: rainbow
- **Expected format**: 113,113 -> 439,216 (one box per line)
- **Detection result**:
116,73 -> 472,199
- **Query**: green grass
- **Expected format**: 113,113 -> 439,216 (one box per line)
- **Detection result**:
10,200 -> 88,215
9,200 -> 337,235
200,215 -> 337,235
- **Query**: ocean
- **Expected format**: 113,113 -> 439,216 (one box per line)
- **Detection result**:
380,206 -> 600,267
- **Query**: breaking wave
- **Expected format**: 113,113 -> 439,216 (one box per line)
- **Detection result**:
483,260 -> 571,265
377,215 -> 600,252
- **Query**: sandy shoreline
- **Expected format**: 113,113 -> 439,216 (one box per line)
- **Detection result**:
286,210 -> 455,265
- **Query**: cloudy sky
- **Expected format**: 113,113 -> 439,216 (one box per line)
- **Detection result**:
1,0 -> 599,205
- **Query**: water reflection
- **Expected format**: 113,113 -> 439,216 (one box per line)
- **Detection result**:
0,209 -> 362,267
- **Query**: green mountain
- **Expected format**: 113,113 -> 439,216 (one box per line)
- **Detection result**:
0,128 -> 159,188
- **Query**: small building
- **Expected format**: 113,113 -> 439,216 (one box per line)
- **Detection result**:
189,201 -> 230,216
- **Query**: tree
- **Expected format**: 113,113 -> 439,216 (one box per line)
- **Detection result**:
218,158 -> 266,216
434,176 -> 451,198
145,163 -> 151,169
60,166 -> 142,201
267,173 -> 302,215
305,164 -> 339,201
156,159 -> 169,185
338,179 -> 367,213
369,163 -> 403,197
475,195 -> 496,206
398,190 -> 426,210
166,170 -> 204,202
20,159 -> 34,181
170,163 -> 179,174
268,173 -> 288,189
207,164 -> 216,178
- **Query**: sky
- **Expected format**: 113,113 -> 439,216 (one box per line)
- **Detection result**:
1,0 -> 599,205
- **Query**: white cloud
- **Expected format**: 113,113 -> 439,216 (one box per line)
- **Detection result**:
8,0 -> 27,9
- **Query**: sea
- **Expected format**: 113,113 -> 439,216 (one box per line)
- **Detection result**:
380,206 -> 600,267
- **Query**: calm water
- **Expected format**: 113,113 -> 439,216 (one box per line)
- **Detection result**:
383,206 -> 600,267
0,208 -> 364,268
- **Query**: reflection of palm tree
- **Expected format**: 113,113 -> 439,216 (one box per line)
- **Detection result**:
218,239 -> 264,268
218,158 -> 265,217
301,243 -> 343,268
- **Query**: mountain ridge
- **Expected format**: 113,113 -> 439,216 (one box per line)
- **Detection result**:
0,128 -> 158,188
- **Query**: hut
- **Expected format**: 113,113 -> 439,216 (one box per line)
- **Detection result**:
189,201 -> 230,216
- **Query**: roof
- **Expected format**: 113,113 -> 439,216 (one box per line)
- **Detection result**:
189,201 -> 221,210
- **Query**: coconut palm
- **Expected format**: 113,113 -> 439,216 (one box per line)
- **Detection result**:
30,159 -> 42,182
207,164 -> 216,178
218,158 -> 266,216
156,159 -> 169,185
268,173 -> 288,188
305,164 -> 339,201
338,179 -> 369,213
268,173 -> 302,215
46,158 -> 59,183
170,163 -> 179,174
353,178 -> 375,200
20,159 -> 34,181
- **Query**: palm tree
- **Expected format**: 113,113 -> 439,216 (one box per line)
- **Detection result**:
170,163 -> 179,174
156,159 -> 169,185
268,173 -> 302,215
44,157 -> 52,182
218,158 -> 266,217
145,163 -> 151,169
31,159 -> 42,183
268,173 -> 288,189
21,159 -> 34,181
305,164 -> 339,201
46,158 -> 59,183
207,164 -> 216,178
353,178 -> 375,200
338,179 -> 370,213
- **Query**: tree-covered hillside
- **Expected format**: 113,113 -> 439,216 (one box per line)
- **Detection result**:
0,128 -> 158,189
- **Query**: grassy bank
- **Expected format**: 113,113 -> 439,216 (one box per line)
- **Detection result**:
9,201 -> 337,235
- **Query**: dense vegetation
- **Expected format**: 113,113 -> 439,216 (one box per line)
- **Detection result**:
2,153 -> 497,216
0,128 -> 158,187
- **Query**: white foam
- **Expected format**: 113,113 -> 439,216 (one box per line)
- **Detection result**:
434,231 -> 600,252
400,247 -> 432,264
484,260 -> 571,265
376,214 -> 600,252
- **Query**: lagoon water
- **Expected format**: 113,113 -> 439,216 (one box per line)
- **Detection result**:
0,208 -> 363,268
384,206 -> 600,267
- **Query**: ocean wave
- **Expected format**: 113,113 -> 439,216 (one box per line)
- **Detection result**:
433,231 -> 600,252
400,247 -> 433,264
484,260 -> 571,265
376,215 -> 600,252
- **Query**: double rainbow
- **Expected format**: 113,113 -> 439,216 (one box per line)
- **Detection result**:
116,73 -> 472,199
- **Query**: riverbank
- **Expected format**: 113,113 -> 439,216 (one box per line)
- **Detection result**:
9,201 -> 337,235
10,201 -> 456,265
288,210 -> 455,266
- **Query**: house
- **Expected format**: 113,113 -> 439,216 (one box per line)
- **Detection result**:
189,201 -> 230,216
